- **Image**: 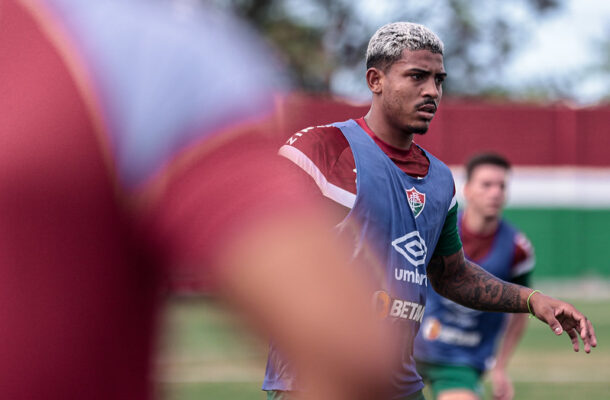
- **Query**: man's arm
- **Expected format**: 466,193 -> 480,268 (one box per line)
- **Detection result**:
427,249 -> 526,312
426,249 -> 597,353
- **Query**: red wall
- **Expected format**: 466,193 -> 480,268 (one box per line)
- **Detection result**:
277,94 -> 610,166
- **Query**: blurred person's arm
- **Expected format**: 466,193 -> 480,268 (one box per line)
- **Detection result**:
490,312 -> 527,400
142,126 -> 397,399
491,275 -> 530,400
490,236 -> 535,400
426,249 -> 596,354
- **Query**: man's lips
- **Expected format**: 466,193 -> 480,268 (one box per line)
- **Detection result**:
416,104 -> 437,119
417,104 -> 437,113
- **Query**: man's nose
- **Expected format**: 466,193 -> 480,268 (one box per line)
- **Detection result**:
422,78 -> 440,99
490,185 -> 504,198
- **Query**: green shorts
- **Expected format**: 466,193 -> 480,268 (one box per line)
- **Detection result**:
266,389 -> 425,400
416,360 -> 483,399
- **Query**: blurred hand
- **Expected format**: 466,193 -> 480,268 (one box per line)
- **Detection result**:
491,367 -> 514,400
216,213 -> 398,400
529,292 -> 597,353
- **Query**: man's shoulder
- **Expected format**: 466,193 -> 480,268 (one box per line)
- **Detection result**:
283,124 -> 348,153
278,123 -> 358,208
280,124 -> 351,169
415,145 -> 455,199
500,220 -> 530,244
499,219 -> 535,274
513,229 -> 534,253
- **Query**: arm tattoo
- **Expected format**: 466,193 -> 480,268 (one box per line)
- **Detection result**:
427,249 -> 528,313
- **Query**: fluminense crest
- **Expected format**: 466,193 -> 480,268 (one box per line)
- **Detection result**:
405,187 -> 426,218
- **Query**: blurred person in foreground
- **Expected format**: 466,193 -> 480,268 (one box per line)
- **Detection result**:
414,153 -> 534,400
263,22 -> 597,400
0,0 -> 398,399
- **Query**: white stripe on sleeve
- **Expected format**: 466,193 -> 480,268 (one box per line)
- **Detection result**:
511,233 -> 535,277
279,145 -> 356,209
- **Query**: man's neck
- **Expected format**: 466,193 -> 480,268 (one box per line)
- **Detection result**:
364,108 -> 414,150
462,208 -> 499,236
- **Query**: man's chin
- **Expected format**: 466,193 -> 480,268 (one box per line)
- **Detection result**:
483,210 -> 502,220
407,124 -> 429,135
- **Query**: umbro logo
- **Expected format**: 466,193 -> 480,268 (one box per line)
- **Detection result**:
391,231 -> 427,267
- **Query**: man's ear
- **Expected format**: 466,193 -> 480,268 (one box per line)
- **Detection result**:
366,68 -> 384,94
462,182 -> 471,202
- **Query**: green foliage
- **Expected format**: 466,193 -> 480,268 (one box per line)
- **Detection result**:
206,0 -> 565,99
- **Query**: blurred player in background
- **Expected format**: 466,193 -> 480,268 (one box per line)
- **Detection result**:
415,153 -> 534,400
0,0 -> 397,399
263,22 -> 596,400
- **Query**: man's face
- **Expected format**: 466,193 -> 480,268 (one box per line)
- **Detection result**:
464,164 -> 508,219
379,49 -> 446,135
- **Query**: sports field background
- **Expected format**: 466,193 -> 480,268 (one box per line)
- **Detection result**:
155,284 -> 609,400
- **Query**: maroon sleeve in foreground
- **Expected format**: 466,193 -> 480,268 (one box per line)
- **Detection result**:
147,131 -> 321,292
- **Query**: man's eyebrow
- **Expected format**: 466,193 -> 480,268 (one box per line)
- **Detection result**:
406,68 -> 447,77
406,68 -> 430,74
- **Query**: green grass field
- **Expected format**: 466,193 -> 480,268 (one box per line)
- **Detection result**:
156,295 -> 609,400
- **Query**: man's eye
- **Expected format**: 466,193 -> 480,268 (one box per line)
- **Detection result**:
411,74 -> 423,80
435,76 -> 445,84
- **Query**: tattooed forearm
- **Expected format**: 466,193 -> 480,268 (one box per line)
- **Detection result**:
427,249 -> 529,313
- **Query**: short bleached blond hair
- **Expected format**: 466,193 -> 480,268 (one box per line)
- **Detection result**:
366,22 -> 444,71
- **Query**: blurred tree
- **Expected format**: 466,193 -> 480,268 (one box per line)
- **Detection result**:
206,0 -> 565,98
592,24 -> 610,102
